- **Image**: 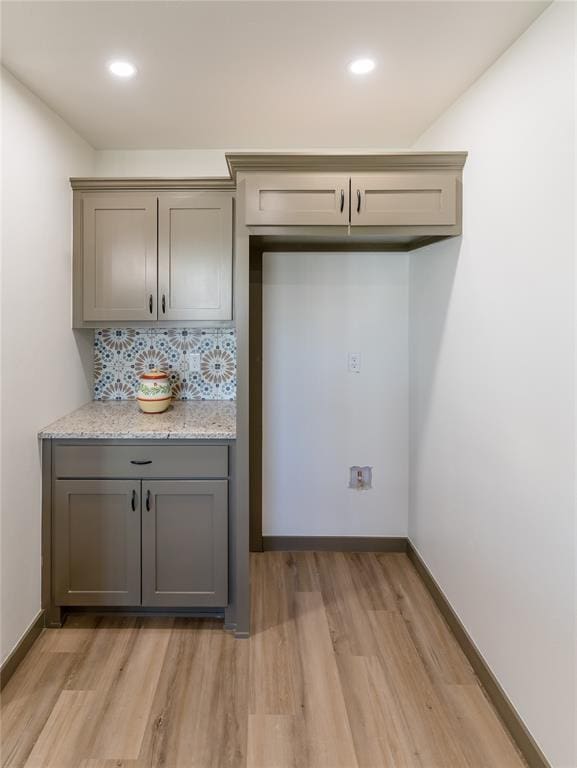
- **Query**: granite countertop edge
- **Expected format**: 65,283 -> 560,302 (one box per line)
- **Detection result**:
38,431 -> 236,440
38,400 -> 237,441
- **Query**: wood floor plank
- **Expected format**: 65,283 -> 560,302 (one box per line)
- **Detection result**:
335,654 -> 396,768
36,616 -> 99,655
23,690 -> 95,768
1,553 -> 528,768
137,618 -> 248,767
281,552 -> 322,593
78,761 -> 141,768
368,610 -> 471,767
2,652 -> 79,768
376,553 -> 477,686
88,618 -> 173,761
63,616 -> 139,692
437,684 -> 526,768
313,552 -> 381,657
294,591 -> 359,768
249,553 -> 303,716
345,552 -> 398,612
247,715 -> 307,768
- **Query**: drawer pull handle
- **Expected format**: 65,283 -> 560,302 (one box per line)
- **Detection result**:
356,189 -> 361,214
146,490 -> 151,512
149,294 -> 153,314
162,294 -> 166,314
130,460 -> 152,465
131,490 -> 137,511
339,189 -> 345,213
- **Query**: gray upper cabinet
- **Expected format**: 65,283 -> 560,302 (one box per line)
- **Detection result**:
241,168 -> 462,239
141,480 -> 228,607
53,479 -> 141,606
158,193 -> 233,321
82,194 -> 158,322
350,173 -> 458,226
244,174 -> 350,226
74,189 -> 234,326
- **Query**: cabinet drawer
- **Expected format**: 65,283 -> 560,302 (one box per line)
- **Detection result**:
54,444 -> 228,479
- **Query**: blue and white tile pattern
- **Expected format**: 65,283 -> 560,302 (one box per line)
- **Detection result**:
94,328 -> 236,401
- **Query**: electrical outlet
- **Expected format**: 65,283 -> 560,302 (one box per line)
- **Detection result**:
348,352 -> 361,373
189,353 -> 201,372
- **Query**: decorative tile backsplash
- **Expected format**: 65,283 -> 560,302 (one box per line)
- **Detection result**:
94,328 -> 236,401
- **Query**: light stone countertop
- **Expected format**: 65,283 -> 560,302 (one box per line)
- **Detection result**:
38,400 -> 236,440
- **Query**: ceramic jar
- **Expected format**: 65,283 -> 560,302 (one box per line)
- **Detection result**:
136,370 -> 172,413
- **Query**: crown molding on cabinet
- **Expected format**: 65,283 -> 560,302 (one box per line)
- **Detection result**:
226,151 -> 468,179
69,177 -> 236,191
70,152 -> 468,191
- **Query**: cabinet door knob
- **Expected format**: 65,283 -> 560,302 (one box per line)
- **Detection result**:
340,189 -> 345,213
131,489 -> 137,511
162,294 -> 166,314
356,189 -> 361,214
149,294 -> 153,314
146,490 -> 151,512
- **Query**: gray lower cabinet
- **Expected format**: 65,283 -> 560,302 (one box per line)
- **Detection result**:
51,444 -> 229,611
54,479 -> 141,606
141,480 -> 228,607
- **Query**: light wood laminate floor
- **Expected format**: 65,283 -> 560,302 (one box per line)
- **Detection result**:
1,552 -> 526,767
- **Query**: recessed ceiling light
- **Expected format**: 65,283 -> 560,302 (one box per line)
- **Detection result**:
349,58 -> 376,75
108,61 -> 137,78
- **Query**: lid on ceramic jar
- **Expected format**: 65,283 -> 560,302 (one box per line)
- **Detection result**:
140,369 -> 168,380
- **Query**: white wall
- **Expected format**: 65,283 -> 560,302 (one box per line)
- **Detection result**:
95,149 -> 228,177
262,251 -> 408,537
409,4 -> 575,766
1,69 -> 95,664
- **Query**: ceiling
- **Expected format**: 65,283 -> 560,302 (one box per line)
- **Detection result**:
1,1 -> 549,150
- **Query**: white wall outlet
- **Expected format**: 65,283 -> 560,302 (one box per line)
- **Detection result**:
189,353 -> 201,372
348,352 -> 361,373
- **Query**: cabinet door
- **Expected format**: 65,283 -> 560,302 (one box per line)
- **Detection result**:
351,173 -> 458,226
158,193 -> 232,321
244,174 -> 350,226
53,480 -> 141,606
142,480 -> 228,607
82,194 -> 157,321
